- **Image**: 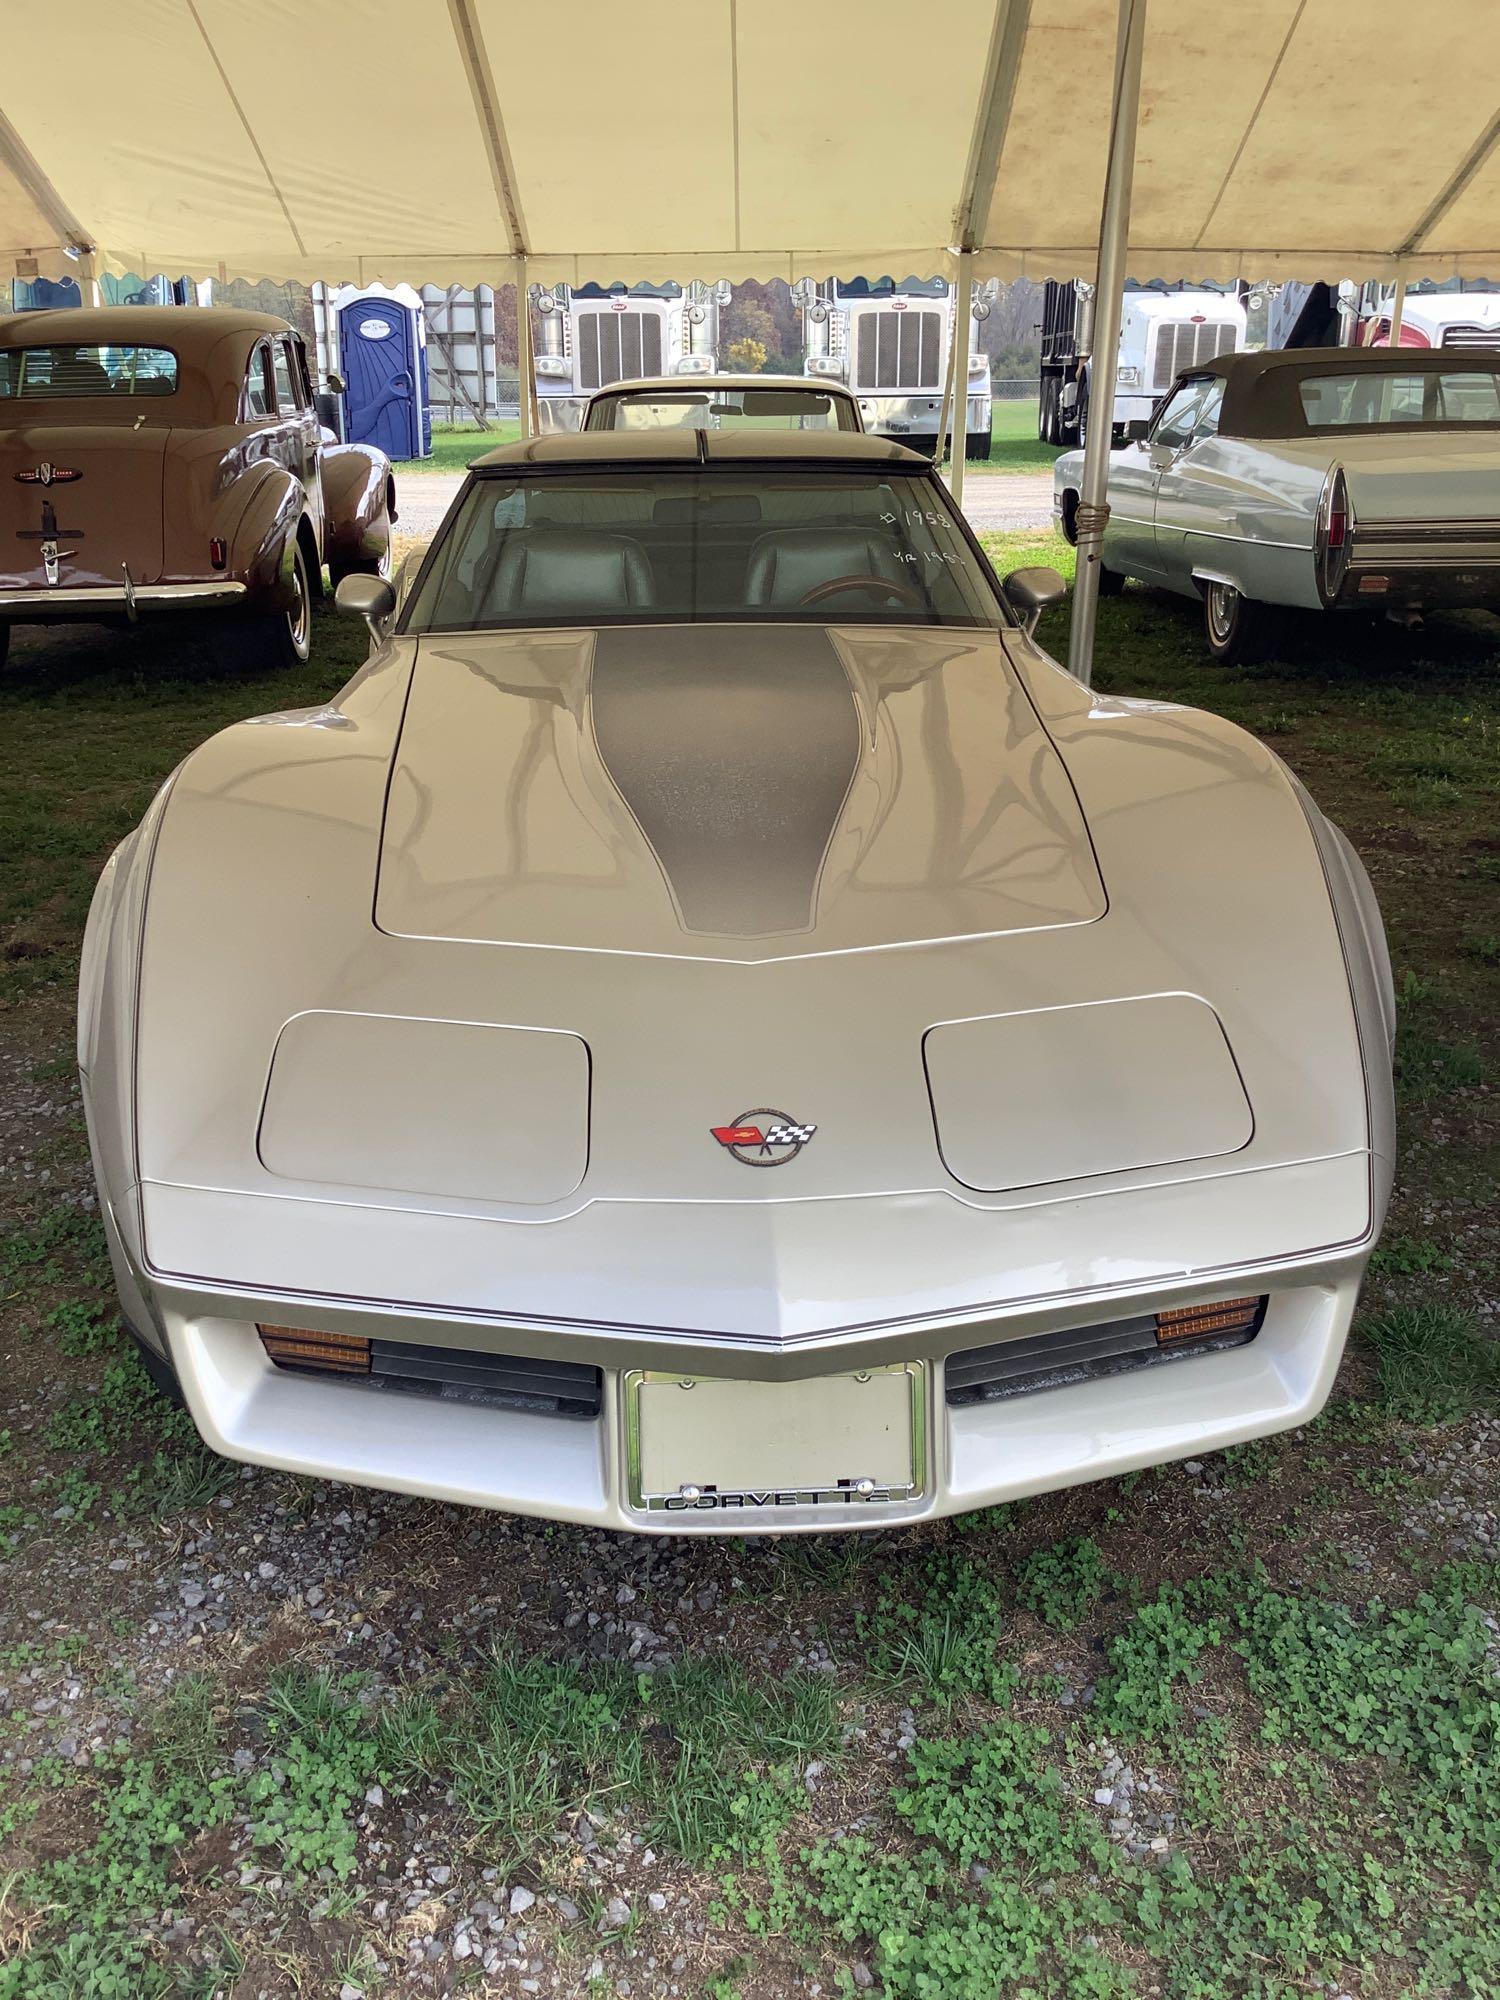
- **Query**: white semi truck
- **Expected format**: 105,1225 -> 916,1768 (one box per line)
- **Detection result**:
797,277 -> 994,458
532,281 -> 728,432
1038,281 -> 1247,444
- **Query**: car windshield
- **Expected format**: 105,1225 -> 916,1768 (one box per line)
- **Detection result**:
1299,368 -> 1500,427
0,344 -> 178,398
586,388 -> 858,432
405,468 -> 1005,632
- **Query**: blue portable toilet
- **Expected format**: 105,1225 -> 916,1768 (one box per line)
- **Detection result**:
334,283 -> 432,460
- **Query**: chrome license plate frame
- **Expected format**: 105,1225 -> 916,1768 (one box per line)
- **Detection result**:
623,1362 -> 926,1517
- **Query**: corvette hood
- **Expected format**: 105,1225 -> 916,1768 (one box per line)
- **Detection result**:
375,624 -> 1104,959
127,626 -> 1376,1325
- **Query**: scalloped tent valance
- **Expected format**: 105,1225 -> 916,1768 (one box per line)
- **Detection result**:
4,0 -> 1498,292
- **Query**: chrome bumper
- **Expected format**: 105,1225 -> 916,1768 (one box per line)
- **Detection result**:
0,581 -> 247,616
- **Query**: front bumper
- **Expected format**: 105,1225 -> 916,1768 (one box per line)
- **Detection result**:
0,581 -> 247,620
130,1251 -> 1361,1535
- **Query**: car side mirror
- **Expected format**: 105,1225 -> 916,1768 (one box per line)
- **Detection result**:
1121,418 -> 1152,444
335,572 -> 397,632
326,369 -> 347,394
1004,565 -> 1067,636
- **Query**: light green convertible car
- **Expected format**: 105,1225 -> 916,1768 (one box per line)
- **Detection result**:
1054,347 -> 1500,662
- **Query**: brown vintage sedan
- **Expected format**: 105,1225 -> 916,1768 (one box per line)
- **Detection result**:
0,306 -> 396,668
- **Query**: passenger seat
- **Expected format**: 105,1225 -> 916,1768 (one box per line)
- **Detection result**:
475,529 -> 656,620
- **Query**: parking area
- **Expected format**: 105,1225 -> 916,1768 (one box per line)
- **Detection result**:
1,548 -> 1495,1998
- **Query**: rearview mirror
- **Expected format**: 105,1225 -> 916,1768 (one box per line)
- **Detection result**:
1004,565 -> 1067,636
327,369 -> 347,394
1120,418 -> 1151,444
335,572 -> 397,631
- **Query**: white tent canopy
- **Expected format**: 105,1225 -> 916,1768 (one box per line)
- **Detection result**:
4,0 -> 1499,292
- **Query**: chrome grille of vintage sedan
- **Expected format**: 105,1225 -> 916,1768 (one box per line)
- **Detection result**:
855,308 -> 942,389
1440,325 -> 1500,350
1151,318 -> 1238,390
575,309 -> 664,389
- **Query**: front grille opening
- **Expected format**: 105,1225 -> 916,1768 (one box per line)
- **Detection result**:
945,1295 -> 1267,1406
256,1325 -> 602,1419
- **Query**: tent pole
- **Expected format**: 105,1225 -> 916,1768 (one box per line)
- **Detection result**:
515,257 -> 535,439
1066,0 -> 1147,687
1386,273 -> 1406,346
948,252 -> 973,506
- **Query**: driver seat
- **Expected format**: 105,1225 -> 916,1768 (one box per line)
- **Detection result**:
743,526 -> 908,607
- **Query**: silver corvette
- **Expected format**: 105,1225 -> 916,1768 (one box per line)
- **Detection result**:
79,431 -> 1394,1534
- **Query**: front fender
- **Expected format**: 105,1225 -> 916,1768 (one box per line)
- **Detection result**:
322,442 -> 395,568
79,769 -> 183,1357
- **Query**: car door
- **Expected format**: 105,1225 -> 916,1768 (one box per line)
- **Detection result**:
272,334 -> 323,545
1151,376 -> 1225,581
1102,378 -> 1205,580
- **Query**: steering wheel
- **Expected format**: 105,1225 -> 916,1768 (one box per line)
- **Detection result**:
797,571 -> 927,609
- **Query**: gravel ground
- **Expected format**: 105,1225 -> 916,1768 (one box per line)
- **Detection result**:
393,468 -> 1054,544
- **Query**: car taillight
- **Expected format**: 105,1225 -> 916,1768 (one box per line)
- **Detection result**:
1154,1296 -> 1266,1344
1316,465 -> 1353,604
258,1324 -> 370,1372
209,538 -> 227,570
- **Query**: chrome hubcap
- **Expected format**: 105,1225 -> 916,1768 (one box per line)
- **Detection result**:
1207,583 -> 1237,644
288,551 -> 310,651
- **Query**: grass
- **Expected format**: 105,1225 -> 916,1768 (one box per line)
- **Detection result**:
0,499 -> 1495,1994
393,417 -> 521,475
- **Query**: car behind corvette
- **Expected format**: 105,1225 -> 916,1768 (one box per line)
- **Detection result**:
80,431 -> 1394,1533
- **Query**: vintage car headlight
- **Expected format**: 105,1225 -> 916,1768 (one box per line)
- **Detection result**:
1116,364 -> 1142,386
534,354 -> 571,380
675,354 -> 714,374
805,354 -> 845,380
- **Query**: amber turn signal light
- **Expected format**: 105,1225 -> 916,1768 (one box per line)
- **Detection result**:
258,1325 -> 371,1373
1154,1296 -> 1265,1344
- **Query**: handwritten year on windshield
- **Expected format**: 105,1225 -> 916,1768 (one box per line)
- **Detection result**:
892,550 -> 966,564
881,509 -> 948,526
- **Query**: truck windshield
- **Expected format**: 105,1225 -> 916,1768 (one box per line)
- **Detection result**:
0,344 -> 178,398
585,388 -> 859,433
405,469 -> 1006,632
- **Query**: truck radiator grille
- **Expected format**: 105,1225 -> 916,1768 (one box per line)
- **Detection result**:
856,309 -> 942,391
1151,320 -> 1238,391
258,1324 -> 602,1418
1440,326 -> 1500,351
945,1296 -> 1266,1405
577,310 -> 663,390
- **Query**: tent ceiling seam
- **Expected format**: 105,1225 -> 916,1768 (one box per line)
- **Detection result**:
445,0 -> 528,258
1397,106 -> 1500,257
0,104 -> 92,254
956,0 -> 1032,253
1190,0 -> 1306,254
183,0 -> 305,259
